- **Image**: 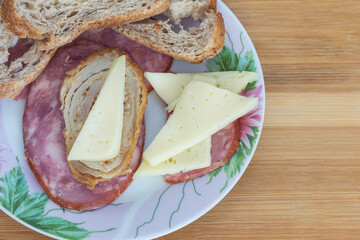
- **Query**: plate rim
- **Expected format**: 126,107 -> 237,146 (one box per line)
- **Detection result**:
0,1 -> 266,239
139,1 -> 266,238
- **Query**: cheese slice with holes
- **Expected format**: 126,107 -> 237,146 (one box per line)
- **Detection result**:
134,138 -> 211,177
68,56 -> 126,161
145,71 -> 257,105
143,81 -> 258,166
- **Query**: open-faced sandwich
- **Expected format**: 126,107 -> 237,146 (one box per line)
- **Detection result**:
1,0 -> 259,211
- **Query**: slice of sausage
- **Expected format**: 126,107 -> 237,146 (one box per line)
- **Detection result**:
77,28 -> 174,92
165,121 -> 240,183
23,38 -> 145,211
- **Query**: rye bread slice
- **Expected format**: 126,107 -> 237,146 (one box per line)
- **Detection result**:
1,0 -> 170,50
115,0 -> 225,64
0,0 -> 55,100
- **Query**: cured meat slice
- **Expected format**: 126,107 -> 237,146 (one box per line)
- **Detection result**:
77,28 -> 174,91
165,121 -> 240,183
23,39 -> 145,211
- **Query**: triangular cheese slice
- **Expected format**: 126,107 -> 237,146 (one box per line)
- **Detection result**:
68,56 -> 126,161
143,81 -> 258,166
134,138 -> 211,177
145,71 -> 258,105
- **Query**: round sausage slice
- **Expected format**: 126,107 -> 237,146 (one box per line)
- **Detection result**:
23,39 -> 145,211
165,121 -> 240,183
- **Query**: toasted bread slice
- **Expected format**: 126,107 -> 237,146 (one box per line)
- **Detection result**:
0,0 -> 55,100
115,0 -> 225,64
60,48 -> 147,189
1,0 -> 170,50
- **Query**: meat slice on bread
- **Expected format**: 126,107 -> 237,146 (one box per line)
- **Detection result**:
60,48 -> 147,189
1,0 -> 170,50
115,0 -> 225,64
0,0 -> 55,100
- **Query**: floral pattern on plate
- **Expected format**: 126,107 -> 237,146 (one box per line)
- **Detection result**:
0,1 -> 265,239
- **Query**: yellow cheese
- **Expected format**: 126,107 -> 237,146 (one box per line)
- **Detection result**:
145,71 -> 258,105
143,81 -> 258,166
166,74 -> 248,112
68,56 -> 126,161
134,138 -> 211,177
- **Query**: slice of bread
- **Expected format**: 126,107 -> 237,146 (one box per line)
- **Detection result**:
0,0 -> 17,64
114,0 -> 225,64
164,0 -> 217,24
1,0 -> 170,51
60,48 -> 147,189
0,0 -> 55,100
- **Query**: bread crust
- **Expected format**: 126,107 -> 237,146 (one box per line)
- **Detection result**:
207,0 -> 217,10
201,11 -> 226,61
0,47 -> 56,100
117,10 -> 225,64
60,48 -> 148,189
0,1 -> 57,100
1,0 -> 170,50
1,0 -> 40,38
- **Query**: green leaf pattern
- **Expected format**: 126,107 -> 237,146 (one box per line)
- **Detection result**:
0,30 -> 263,239
206,46 -> 240,72
238,51 -> 257,72
206,32 -> 261,190
0,165 -> 29,213
224,126 -> 260,179
245,80 -> 258,92
0,162 -> 111,240
207,166 -> 223,184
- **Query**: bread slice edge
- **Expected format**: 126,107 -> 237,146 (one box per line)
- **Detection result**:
1,0 -> 171,51
116,10 -> 225,64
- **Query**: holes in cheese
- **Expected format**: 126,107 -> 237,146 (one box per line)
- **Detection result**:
145,71 -> 258,105
134,138 -> 211,177
67,56 -> 126,161
143,81 -> 258,167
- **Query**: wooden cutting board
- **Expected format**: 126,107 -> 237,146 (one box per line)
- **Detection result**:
1,0 -> 360,239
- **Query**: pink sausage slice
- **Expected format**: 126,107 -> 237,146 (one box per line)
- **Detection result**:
23,38 -> 145,211
165,121 -> 240,183
77,28 -> 174,92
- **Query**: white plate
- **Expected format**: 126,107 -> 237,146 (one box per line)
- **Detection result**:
0,1 -> 265,239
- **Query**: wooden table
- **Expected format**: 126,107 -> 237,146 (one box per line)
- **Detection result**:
1,0 -> 360,239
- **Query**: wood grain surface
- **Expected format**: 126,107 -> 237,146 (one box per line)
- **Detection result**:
1,0 -> 360,239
